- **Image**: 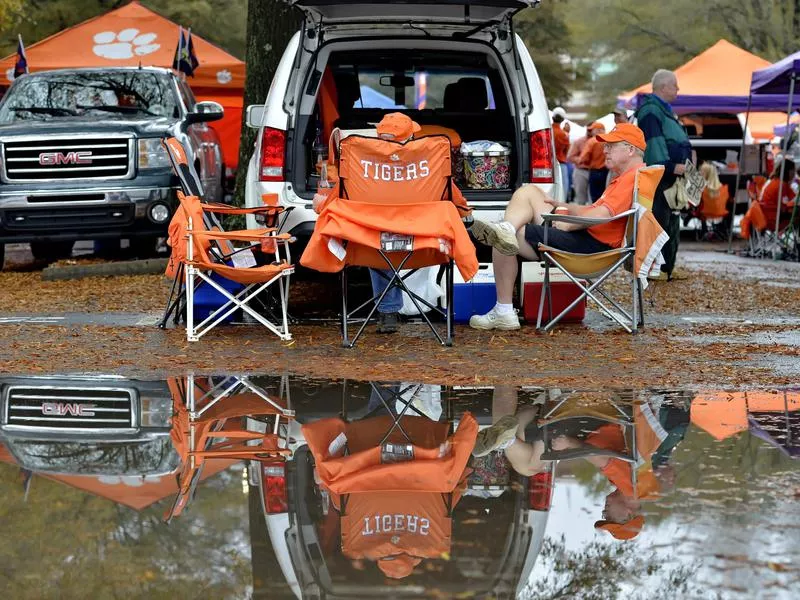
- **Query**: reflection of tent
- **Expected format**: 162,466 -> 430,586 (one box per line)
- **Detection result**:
0,1 -> 244,167
0,439 -> 235,510
618,40 -> 787,113
691,391 -> 800,457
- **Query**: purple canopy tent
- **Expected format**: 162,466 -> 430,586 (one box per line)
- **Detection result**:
728,52 -> 800,251
751,52 -> 800,237
619,93 -> 794,113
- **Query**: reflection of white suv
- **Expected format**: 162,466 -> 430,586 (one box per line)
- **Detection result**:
244,0 -> 560,251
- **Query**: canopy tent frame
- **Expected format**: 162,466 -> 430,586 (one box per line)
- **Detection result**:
727,57 -> 800,255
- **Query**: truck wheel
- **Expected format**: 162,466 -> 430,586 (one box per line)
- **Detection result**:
0,243 -> 4,270
30,241 -> 74,263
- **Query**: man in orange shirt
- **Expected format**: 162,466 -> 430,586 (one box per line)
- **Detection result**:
579,122 -> 609,201
551,107 -> 571,199
468,123 -> 647,330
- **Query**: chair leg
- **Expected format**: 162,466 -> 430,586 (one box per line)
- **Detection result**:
341,269 -> 351,348
446,259 -> 454,346
637,282 -> 645,329
159,263 -> 184,329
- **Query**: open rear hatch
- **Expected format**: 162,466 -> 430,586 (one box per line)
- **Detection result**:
290,0 -> 539,29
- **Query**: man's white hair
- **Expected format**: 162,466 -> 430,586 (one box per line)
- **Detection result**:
651,69 -> 677,92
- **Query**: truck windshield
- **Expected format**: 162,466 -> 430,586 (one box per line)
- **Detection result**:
0,71 -> 178,122
7,437 -> 180,476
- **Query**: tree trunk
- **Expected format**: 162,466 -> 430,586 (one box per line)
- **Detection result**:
234,0 -> 301,206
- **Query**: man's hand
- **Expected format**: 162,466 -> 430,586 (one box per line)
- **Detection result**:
563,122 -> 571,134
551,435 -> 580,451
312,192 -> 328,212
673,163 -> 686,175
543,197 -> 567,210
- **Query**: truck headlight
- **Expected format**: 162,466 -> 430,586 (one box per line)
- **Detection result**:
138,138 -> 171,169
140,396 -> 172,428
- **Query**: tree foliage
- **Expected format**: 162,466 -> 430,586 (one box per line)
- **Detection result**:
515,4 -> 575,106
565,0 -> 800,110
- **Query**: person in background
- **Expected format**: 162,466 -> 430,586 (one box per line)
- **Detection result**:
551,106 -> 571,200
613,107 -> 629,125
567,127 -> 590,204
635,69 -> 692,281
579,122 -> 608,202
758,158 -> 797,230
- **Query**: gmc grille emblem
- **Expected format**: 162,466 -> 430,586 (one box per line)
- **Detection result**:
38,151 -> 93,166
41,402 -> 96,417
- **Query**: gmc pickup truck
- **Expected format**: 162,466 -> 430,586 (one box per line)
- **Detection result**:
0,66 -> 225,267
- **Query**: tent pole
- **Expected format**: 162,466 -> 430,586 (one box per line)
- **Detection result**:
728,95 -> 752,253
775,75 -> 796,237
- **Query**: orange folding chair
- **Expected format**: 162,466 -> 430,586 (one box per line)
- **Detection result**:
159,137 -> 295,341
164,375 -> 294,522
300,134 -> 478,347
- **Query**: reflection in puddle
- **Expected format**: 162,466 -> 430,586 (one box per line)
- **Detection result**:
1,376 -> 799,598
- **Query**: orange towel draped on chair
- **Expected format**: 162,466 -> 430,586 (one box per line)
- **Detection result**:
300,135 -> 478,281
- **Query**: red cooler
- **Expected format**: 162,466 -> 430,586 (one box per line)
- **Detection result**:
520,262 -> 586,323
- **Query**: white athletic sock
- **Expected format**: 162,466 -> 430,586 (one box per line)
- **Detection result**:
495,302 -> 514,315
497,220 -> 516,232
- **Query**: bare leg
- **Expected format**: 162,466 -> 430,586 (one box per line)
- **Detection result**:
504,185 -> 555,230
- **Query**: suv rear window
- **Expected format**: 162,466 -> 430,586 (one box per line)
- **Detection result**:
351,68 -> 497,110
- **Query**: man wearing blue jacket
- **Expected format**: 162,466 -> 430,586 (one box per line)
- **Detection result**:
635,70 -> 692,280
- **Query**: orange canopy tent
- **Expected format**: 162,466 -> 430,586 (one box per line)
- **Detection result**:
0,440 -> 237,510
690,390 -> 800,441
618,40 -> 773,113
0,1 -> 245,168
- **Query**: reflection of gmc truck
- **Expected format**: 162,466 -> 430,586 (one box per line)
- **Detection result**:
0,375 -> 176,477
0,67 -> 225,268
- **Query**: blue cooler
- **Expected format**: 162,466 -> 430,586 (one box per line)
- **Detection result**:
448,263 -> 497,322
193,273 -> 243,323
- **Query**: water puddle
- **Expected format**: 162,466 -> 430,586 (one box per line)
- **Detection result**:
1,375 -> 799,598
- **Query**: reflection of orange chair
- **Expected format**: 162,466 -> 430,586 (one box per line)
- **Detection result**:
164,375 -> 294,522
300,134 -> 478,347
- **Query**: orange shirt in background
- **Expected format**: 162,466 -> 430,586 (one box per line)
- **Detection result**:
552,124 -> 570,163
579,136 -> 607,170
758,178 -> 795,226
567,136 -> 587,164
586,165 -> 639,247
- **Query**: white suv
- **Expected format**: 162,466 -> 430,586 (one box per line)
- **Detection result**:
244,0 -> 560,250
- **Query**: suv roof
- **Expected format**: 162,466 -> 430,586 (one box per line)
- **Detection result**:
291,0 -> 539,26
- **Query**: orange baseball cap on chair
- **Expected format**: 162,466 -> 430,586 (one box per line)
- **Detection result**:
596,123 -> 647,151
377,112 -> 422,141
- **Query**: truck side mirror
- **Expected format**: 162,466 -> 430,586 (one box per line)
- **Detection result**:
246,104 -> 267,128
186,101 -> 224,125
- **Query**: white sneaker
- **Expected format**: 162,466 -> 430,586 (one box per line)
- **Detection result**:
470,220 -> 519,255
469,306 -> 521,330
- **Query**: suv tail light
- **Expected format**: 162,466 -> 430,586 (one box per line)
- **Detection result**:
262,463 -> 288,513
259,127 -> 286,182
530,129 -> 554,184
528,469 -> 553,511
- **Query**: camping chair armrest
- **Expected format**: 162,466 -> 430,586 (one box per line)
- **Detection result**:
540,447 -> 635,462
190,229 -> 294,243
541,208 -> 637,227
202,203 -> 287,216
